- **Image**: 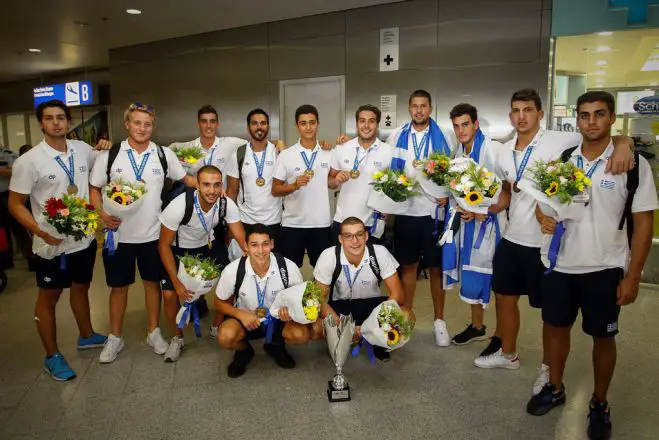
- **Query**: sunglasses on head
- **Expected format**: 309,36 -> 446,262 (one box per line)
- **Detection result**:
130,102 -> 155,113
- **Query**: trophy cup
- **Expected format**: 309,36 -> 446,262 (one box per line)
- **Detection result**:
324,314 -> 355,402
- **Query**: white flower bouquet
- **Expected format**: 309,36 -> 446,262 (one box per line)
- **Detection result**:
269,281 -> 323,324
367,168 -> 419,215
361,300 -> 415,350
446,158 -> 501,214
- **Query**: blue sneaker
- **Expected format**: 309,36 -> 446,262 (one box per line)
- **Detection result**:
44,353 -> 76,381
77,332 -> 108,350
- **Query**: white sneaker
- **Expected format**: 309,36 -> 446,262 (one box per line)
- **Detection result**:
146,327 -> 168,355
164,336 -> 185,363
209,326 -> 218,340
533,363 -> 550,395
99,334 -> 124,364
433,319 -> 451,347
473,348 -> 520,370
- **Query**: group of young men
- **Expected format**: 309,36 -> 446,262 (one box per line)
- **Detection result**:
7,85 -> 657,440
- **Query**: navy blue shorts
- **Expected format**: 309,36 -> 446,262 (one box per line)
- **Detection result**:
277,226 -> 331,267
36,240 -> 97,289
102,240 -> 160,287
329,296 -> 387,326
393,215 -> 442,268
492,238 -> 543,308
231,318 -> 285,343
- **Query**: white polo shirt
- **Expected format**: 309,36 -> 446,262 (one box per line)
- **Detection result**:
225,142 -> 282,225
90,140 -> 187,244
159,191 -> 240,249
216,253 -> 303,311
273,142 -> 332,228
9,139 -> 97,254
388,123 -> 457,217
543,141 -> 659,274
495,130 -> 582,248
331,138 -> 395,226
314,244 -> 399,301
190,136 -> 246,178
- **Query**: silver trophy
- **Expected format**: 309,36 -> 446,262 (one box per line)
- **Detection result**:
324,314 -> 355,402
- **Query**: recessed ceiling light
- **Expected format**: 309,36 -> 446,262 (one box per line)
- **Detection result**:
74,21 -> 90,27
596,60 -> 608,66
598,31 -> 613,36
126,9 -> 141,15
28,48 -> 41,53
651,82 -> 658,86
595,45 -> 611,52
595,84 -> 604,88
596,78 -> 605,83
593,70 -> 606,75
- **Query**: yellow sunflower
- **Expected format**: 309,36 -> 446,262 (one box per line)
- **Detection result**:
184,156 -> 198,164
583,176 -> 592,186
574,171 -> 585,182
303,305 -> 319,321
544,181 -> 559,197
465,191 -> 483,205
111,192 -> 127,205
372,171 -> 384,180
387,328 -> 400,346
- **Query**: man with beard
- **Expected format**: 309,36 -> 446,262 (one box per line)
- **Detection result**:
328,105 -> 395,246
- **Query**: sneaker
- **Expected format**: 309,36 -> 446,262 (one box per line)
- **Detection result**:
99,334 -> 124,364
474,348 -> 520,370
433,319 -> 451,347
263,343 -> 296,369
587,396 -> 612,440
164,336 -> 185,363
452,324 -> 488,346
526,383 -> 566,416
146,327 -> 168,355
373,346 -> 391,362
44,353 -> 76,381
77,332 -> 108,350
227,344 -> 255,378
209,326 -> 219,340
533,364 -> 550,395
479,336 -> 502,357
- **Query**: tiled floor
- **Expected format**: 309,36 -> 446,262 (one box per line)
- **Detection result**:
1,256 -> 658,440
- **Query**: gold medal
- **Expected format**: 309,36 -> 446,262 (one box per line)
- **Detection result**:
413,160 -> 422,168
304,169 -> 314,178
513,182 -> 521,193
255,307 -> 267,319
350,169 -> 360,179
255,177 -> 266,187
66,184 -> 78,195
208,239 -> 213,250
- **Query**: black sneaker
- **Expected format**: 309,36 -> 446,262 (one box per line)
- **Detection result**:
373,346 -> 391,362
526,383 -> 566,416
227,344 -> 255,378
452,324 -> 487,346
587,396 -> 612,440
479,336 -> 502,357
264,343 -> 296,369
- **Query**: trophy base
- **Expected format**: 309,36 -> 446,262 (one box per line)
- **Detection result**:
327,381 -> 351,402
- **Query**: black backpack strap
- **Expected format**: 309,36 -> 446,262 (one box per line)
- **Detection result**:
273,252 -> 290,288
218,196 -> 227,219
106,143 -> 122,183
236,144 -> 247,204
560,146 -> 579,163
156,145 -> 168,178
329,245 -> 342,302
618,151 -> 640,247
366,242 -> 382,284
233,256 -> 248,299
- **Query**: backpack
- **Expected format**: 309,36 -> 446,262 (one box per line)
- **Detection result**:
106,142 -> 172,209
176,187 -> 228,248
232,252 -> 290,298
329,242 -> 382,301
560,146 -> 639,245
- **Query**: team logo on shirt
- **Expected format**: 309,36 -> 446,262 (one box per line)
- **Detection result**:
115,168 -> 123,174
295,167 -> 301,172
152,168 -> 162,175
239,291 -> 247,297
48,174 -> 56,180
373,161 -> 383,167
266,161 -> 274,166
600,180 -> 615,190
344,159 -> 350,164
78,165 -> 87,172
361,280 -> 370,286
321,162 -> 329,168
244,162 -> 251,166
607,322 -> 618,333
218,158 -> 225,164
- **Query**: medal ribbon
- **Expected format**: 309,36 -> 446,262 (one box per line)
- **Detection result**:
254,275 -> 269,309
127,149 -> 151,181
512,129 -> 544,184
252,148 -> 267,180
193,192 -> 217,245
412,131 -> 429,162
54,154 -> 75,186
342,264 -> 364,297
300,149 -> 318,173
577,156 -> 602,178
204,147 -> 215,166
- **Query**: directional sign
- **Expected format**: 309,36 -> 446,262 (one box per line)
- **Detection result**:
33,81 -> 94,108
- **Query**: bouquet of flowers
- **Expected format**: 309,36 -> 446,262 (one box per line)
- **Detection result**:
416,153 -> 452,199
447,157 -> 501,214
270,281 -> 323,325
361,300 -> 415,350
367,168 -> 419,215
101,179 -> 147,253
171,143 -> 205,175
34,195 -> 99,259
177,254 -> 222,302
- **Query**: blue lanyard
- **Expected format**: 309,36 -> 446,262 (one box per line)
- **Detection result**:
193,192 -> 218,241
342,264 -> 364,294
127,149 -> 151,181
300,149 -> 317,172
54,154 -> 75,186
577,156 -> 601,178
512,130 -> 543,183
353,145 -> 374,171
412,131 -> 429,161
254,275 -> 269,309
204,147 -> 215,166
252,148 -> 267,179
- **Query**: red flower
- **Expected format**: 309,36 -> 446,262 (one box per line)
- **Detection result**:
85,204 -> 95,211
44,198 -> 65,218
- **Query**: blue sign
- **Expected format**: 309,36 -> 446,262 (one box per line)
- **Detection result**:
33,81 -> 94,108
633,96 -> 659,114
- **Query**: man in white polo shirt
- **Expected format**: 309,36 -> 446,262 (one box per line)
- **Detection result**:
215,223 -> 308,378
526,91 -> 657,440
314,217 -> 405,360
158,165 -> 245,362
226,108 -> 282,245
90,103 -> 195,363
272,104 -> 332,267
329,105 -> 394,246
8,100 -> 108,381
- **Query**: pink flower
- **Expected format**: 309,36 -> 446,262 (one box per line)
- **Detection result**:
59,209 -> 70,217
113,185 -> 121,192
547,166 -> 557,173
125,195 -> 133,203
425,162 -> 436,173
449,180 -> 458,189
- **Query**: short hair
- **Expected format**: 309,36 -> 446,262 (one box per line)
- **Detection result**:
247,108 -> 270,125
295,104 -> 319,123
36,100 -> 71,123
576,91 -> 615,114
510,88 -> 542,111
19,144 -> 32,156
339,216 -> 366,234
408,89 -> 432,106
196,165 -> 222,180
124,102 -> 156,123
247,223 -> 274,241
197,105 -> 218,120
355,105 -> 381,123
449,103 -> 478,123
